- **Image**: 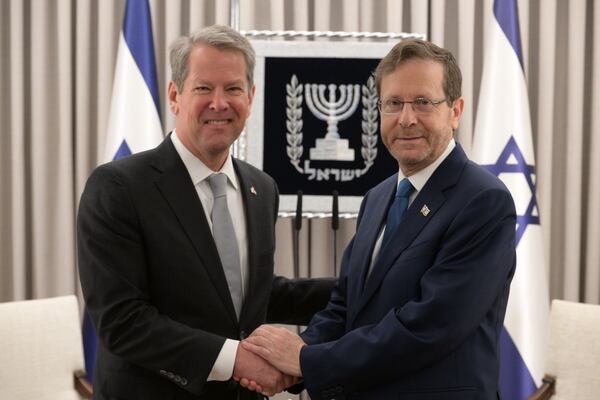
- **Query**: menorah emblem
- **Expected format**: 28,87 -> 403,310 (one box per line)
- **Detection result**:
286,74 -> 380,181
305,83 -> 360,161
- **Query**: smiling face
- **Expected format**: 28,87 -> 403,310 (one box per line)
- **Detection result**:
168,44 -> 255,171
379,58 -> 463,176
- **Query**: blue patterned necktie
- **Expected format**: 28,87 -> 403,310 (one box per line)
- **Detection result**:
381,178 -> 414,248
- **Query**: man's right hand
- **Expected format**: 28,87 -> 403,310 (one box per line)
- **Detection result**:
233,342 -> 285,396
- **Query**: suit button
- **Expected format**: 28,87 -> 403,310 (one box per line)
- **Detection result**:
174,375 -> 181,383
159,370 -> 167,376
240,330 -> 247,339
167,372 -> 175,379
180,377 -> 188,386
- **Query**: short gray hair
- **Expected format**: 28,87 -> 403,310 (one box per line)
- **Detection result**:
169,25 -> 255,92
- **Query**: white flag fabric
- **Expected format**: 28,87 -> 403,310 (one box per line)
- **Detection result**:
83,0 -> 163,381
103,0 -> 163,161
472,0 -> 549,398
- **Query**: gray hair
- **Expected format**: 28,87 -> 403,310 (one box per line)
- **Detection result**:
169,25 -> 255,92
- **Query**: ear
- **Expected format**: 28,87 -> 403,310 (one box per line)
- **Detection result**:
246,84 -> 256,116
449,97 -> 464,130
167,81 -> 180,115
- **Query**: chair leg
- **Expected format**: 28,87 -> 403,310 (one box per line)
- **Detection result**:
74,370 -> 93,399
527,375 -> 556,400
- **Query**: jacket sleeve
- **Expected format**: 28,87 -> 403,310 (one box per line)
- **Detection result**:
267,276 -> 337,326
264,175 -> 337,327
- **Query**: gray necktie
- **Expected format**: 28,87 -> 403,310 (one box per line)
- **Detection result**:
208,173 -> 242,318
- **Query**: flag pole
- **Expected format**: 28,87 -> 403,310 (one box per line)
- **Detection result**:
230,0 -> 240,31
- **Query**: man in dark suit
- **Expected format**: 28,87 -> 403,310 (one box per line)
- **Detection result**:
77,25 -> 333,400
241,40 -> 516,399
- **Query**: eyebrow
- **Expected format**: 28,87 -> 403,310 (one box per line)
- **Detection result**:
384,95 -> 432,100
190,79 -> 246,87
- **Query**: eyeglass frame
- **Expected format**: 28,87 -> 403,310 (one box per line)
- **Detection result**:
377,97 -> 450,115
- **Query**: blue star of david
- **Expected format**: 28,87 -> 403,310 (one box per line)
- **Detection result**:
480,136 -> 539,247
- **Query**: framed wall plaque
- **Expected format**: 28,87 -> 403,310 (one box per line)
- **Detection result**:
245,40 -> 398,213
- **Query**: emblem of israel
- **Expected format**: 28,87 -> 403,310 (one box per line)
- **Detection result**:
285,74 -> 379,182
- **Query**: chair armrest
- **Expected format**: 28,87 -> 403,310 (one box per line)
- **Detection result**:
528,375 -> 555,400
74,370 -> 93,399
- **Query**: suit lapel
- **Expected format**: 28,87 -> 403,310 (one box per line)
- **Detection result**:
357,187 -> 446,312
345,176 -> 396,324
232,160 -> 264,323
151,138 -> 238,325
355,144 -> 469,316
347,175 -> 396,304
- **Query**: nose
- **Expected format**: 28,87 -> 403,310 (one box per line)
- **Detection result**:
396,104 -> 417,128
209,88 -> 229,111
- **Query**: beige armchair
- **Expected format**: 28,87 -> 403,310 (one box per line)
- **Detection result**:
0,295 -> 93,399
528,299 -> 600,400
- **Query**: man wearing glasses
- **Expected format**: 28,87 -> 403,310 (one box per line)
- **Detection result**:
241,40 -> 516,400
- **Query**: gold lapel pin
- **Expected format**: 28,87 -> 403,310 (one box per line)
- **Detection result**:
250,186 -> 257,196
420,204 -> 430,216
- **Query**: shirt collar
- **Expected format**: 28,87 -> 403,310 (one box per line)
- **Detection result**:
171,129 -> 239,190
398,139 -> 456,192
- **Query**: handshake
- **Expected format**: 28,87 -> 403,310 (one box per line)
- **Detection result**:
233,325 -> 306,397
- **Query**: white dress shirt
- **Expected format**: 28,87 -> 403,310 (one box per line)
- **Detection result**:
171,131 -> 245,381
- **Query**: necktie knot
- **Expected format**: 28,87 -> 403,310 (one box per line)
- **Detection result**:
208,173 -> 228,198
396,178 -> 414,199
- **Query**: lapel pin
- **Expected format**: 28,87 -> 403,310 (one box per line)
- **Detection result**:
250,186 -> 257,196
420,204 -> 430,216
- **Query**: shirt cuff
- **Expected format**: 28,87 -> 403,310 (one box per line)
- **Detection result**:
207,339 -> 239,381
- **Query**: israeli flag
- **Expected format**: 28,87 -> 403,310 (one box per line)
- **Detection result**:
472,0 -> 549,398
83,0 -> 163,380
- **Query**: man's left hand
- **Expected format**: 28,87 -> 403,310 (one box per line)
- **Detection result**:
241,325 -> 305,377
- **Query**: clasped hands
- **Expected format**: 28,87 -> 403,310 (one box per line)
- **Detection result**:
233,325 -> 305,396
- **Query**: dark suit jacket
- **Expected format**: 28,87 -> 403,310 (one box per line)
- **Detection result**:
77,137 -> 334,400
298,144 -> 516,400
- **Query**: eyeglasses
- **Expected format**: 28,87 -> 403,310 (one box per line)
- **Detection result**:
377,97 -> 448,115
